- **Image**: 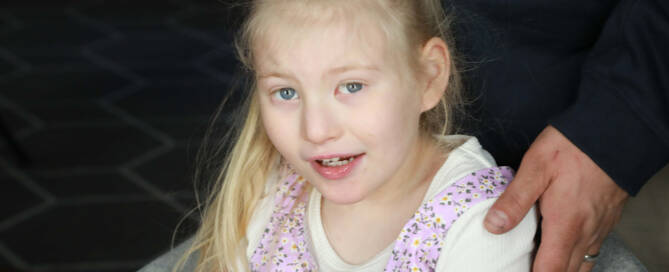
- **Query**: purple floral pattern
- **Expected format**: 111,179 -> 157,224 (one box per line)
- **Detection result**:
249,167 -> 514,271
249,174 -> 315,272
384,166 -> 513,271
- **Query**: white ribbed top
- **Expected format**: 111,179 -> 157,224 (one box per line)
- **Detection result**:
246,135 -> 537,271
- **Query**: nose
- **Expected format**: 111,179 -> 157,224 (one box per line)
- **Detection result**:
301,99 -> 342,145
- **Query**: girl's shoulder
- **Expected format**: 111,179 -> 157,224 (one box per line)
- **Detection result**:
427,135 -> 499,198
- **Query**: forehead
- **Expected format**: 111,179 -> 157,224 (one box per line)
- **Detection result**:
250,1 -> 404,74
257,19 -> 389,71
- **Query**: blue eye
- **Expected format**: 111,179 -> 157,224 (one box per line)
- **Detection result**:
337,82 -> 364,94
275,88 -> 299,100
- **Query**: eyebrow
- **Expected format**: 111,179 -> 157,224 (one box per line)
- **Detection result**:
257,71 -> 295,80
257,64 -> 380,81
327,65 -> 380,76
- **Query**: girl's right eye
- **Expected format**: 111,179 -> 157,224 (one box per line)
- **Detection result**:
273,88 -> 299,101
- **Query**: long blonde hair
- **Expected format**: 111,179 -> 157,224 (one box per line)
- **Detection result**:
176,0 -> 464,271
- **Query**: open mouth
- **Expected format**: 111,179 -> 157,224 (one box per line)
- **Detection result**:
311,154 -> 364,180
316,155 -> 357,167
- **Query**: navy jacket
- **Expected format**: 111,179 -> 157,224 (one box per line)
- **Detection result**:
448,0 -> 669,195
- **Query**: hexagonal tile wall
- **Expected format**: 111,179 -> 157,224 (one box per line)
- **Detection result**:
0,0 -> 233,271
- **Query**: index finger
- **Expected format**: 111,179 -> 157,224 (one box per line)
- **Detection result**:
533,217 -> 581,272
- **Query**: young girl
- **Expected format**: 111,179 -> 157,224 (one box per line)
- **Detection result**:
173,0 -> 537,271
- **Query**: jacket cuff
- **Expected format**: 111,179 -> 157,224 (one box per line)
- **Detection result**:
549,77 -> 669,196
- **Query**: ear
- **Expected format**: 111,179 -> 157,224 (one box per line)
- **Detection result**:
419,37 -> 450,113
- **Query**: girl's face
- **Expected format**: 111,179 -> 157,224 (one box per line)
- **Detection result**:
256,18 -> 433,205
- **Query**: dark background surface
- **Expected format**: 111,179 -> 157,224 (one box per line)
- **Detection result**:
0,0 -> 241,271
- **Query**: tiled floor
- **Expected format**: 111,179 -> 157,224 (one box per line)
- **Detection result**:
0,1 -> 666,272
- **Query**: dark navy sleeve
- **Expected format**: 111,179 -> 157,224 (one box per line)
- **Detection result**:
549,0 -> 669,195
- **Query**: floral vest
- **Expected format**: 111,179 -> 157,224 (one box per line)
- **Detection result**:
249,167 -> 514,272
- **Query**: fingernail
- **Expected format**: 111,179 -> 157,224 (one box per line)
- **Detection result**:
485,210 -> 508,232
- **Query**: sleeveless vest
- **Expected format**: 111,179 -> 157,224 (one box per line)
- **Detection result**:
250,167 -> 514,271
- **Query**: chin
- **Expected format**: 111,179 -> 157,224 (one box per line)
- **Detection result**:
317,183 -> 367,205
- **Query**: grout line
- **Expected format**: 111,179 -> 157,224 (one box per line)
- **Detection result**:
0,11 -> 32,85
119,167 -> 187,213
64,2 -> 118,38
97,82 -> 146,104
19,120 -> 133,128
163,5 -> 238,84
80,45 -> 145,88
0,93 -> 45,137
30,260 -> 149,272
66,4 -> 194,217
66,5 -> 148,102
165,15 -> 227,48
122,143 -> 173,169
0,202 -> 53,232
0,242 -> 31,271
27,166 -> 117,177
193,49 -> 237,84
58,194 -> 167,205
0,158 -> 56,201
97,101 -> 174,147
164,1 -> 229,47
0,46 -> 32,73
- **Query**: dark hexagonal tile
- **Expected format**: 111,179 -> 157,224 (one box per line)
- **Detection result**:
0,108 -> 32,133
3,46 -> 94,67
0,18 -> 104,49
20,103 -> 122,126
133,145 -> 198,193
29,171 -> 145,198
2,2 -> 80,15
174,192 -> 198,213
20,125 -> 163,170
92,28 -> 213,62
201,50 -> 240,77
0,14 -> 105,66
0,14 -> 7,32
173,9 -> 235,44
0,66 -> 130,106
81,0 -> 182,28
0,174 -> 45,223
0,57 -> 17,76
0,200 -> 197,265
125,62 -> 210,82
114,81 -> 229,119
139,117 -> 210,142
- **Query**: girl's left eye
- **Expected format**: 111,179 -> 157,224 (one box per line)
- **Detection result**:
336,82 -> 364,94
273,87 -> 299,101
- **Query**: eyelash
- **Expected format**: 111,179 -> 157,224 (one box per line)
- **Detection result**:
336,82 -> 365,94
272,87 -> 299,101
270,81 -> 366,101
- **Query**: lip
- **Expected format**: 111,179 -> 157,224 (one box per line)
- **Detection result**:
309,153 -> 364,180
309,153 -> 362,161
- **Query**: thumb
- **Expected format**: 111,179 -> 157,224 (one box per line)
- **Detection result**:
484,160 -> 548,234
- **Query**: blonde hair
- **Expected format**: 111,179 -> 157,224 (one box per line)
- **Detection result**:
175,0 -> 463,271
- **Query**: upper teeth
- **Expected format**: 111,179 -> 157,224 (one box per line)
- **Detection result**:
320,157 -> 354,166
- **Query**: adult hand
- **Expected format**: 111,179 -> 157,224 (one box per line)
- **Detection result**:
483,126 -> 629,272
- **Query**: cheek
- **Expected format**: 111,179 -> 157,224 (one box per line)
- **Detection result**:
260,104 -> 296,157
353,90 -> 422,140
